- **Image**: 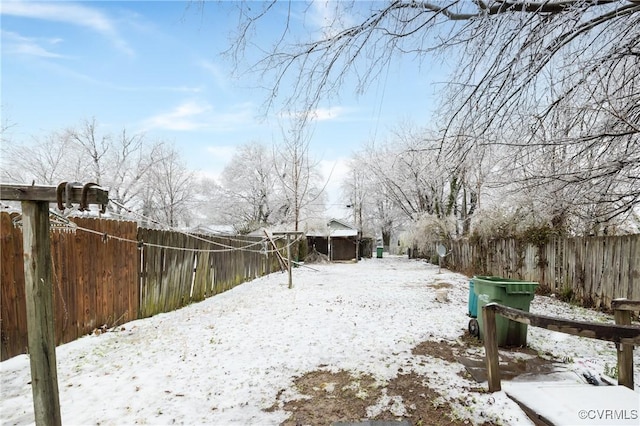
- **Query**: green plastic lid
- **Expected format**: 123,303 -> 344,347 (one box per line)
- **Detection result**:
473,276 -> 538,294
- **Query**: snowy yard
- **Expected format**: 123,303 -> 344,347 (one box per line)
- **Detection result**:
1,256 -> 638,425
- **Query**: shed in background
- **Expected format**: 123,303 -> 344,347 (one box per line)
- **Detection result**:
307,219 -> 359,261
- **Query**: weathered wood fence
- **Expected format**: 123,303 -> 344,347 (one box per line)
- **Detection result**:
430,235 -> 640,311
138,227 -> 271,318
1,212 -> 279,360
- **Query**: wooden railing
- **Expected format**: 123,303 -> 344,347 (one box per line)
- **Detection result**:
482,300 -> 640,392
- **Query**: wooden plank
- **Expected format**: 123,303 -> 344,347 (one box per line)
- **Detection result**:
0,184 -> 108,204
611,299 -> 640,311
86,223 -> 97,331
264,230 -> 286,272
614,307 -> 634,389
21,200 -> 62,426
485,302 -> 640,394
613,236 -> 623,303
50,234 -> 67,345
138,228 -> 149,318
489,303 -> 640,345
131,222 -> 140,320
0,212 -> 27,360
72,225 -> 85,336
482,304 -> 501,392
629,235 -> 639,301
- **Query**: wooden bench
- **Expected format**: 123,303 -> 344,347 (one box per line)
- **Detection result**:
482,299 -> 640,392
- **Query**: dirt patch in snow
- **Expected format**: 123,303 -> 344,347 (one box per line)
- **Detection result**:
412,339 -> 460,363
374,372 -> 472,426
459,329 -> 483,347
268,366 -> 475,426
269,369 -> 380,425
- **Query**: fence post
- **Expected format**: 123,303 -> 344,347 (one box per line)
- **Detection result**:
286,234 -> 293,289
1,183 -> 108,425
483,303 -> 501,392
613,299 -> 634,390
22,201 -> 62,426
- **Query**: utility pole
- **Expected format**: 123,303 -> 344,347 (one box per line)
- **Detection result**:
0,183 -> 108,426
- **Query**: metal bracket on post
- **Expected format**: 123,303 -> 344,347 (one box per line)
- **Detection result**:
80,182 -> 106,213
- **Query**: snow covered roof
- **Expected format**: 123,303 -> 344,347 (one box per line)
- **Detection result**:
328,218 -> 356,231
306,229 -> 358,238
330,229 -> 358,237
189,224 -> 236,236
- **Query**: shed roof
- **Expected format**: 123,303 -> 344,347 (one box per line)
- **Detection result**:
330,229 -> 358,237
306,229 -> 358,238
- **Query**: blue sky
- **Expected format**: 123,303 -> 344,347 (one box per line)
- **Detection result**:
1,0 -> 449,217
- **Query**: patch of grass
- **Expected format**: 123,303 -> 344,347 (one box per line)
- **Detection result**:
558,286 -> 574,303
604,363 -> 618,379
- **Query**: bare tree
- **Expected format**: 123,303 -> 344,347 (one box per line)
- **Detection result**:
0,118 -> 190,227
273,122 -> 326,231
144,143 -> 195,227
341,155 -> 369,233
225,0 -> 640,234
67,117 -> 110,185
0,106 -> 16,145
226,1 -> 637,118
1,131 -> 79,184
219,141 -> 278,233
107,129 -> 167,215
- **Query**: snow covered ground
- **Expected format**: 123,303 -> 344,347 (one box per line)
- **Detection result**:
1,256 -> 638,425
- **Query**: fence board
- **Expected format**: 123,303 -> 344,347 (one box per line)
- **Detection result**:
1,213 -> 28,359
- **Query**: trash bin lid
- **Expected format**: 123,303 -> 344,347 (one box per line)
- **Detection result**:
473,276 -> 538,294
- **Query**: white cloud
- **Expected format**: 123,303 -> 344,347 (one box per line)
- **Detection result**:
142,101 -> 255,132
143,100 -> 212,131
311,106 -> 349,121
1,1 -> 134,56
1,30 -> 65,58
281,106 -> 351,122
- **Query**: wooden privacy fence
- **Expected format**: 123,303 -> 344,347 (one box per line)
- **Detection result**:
434,235 -> 639,311
138,228 -> 272,319
1,213 -> 138,360
0,212 -> 279,360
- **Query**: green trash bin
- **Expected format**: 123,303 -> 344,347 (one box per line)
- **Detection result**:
376,247 -> 383,258
474,276 -> 538,347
